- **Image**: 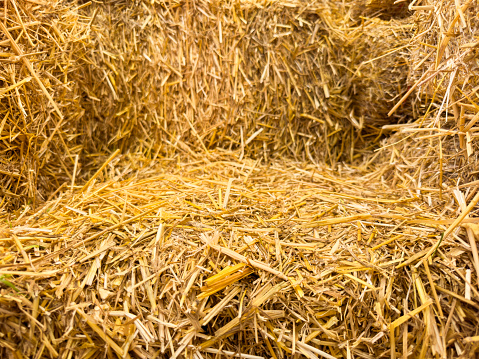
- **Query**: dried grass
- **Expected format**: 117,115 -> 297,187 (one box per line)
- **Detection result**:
351,0 -> 412,20
77,0 -> 412,164
0,0 -> 91,208
1,0 -> 479,358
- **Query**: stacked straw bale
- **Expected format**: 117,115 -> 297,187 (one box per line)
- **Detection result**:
78,0 -> 413,163
378,0 -> 479,192
0,1 -> 91,208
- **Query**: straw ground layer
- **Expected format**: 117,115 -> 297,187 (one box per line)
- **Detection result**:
1,152 -> 478,358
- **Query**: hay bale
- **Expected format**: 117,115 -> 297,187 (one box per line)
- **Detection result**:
342,17 -> 413,131
77,0 -> 412,165
379,0 -> 479,191
0,1 -> 91,208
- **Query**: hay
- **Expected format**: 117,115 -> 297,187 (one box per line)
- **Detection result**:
77,0 -> 412,166
1,151 -> 478,358
351,0 -> 412,20
1,0 -> 479,358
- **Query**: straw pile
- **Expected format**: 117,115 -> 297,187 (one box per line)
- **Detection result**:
2,152 -> 478,358
2,0 -> 479,358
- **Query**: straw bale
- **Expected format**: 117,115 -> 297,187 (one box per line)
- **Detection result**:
0,0 -> 91,208
377,0 -> 479,192
344,17 -> 413,131
76,0 -> 412,166
1,152 -> 478,358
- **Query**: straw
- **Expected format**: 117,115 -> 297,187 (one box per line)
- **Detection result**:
1,152 -> 478,358
1,0 -> 479,358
